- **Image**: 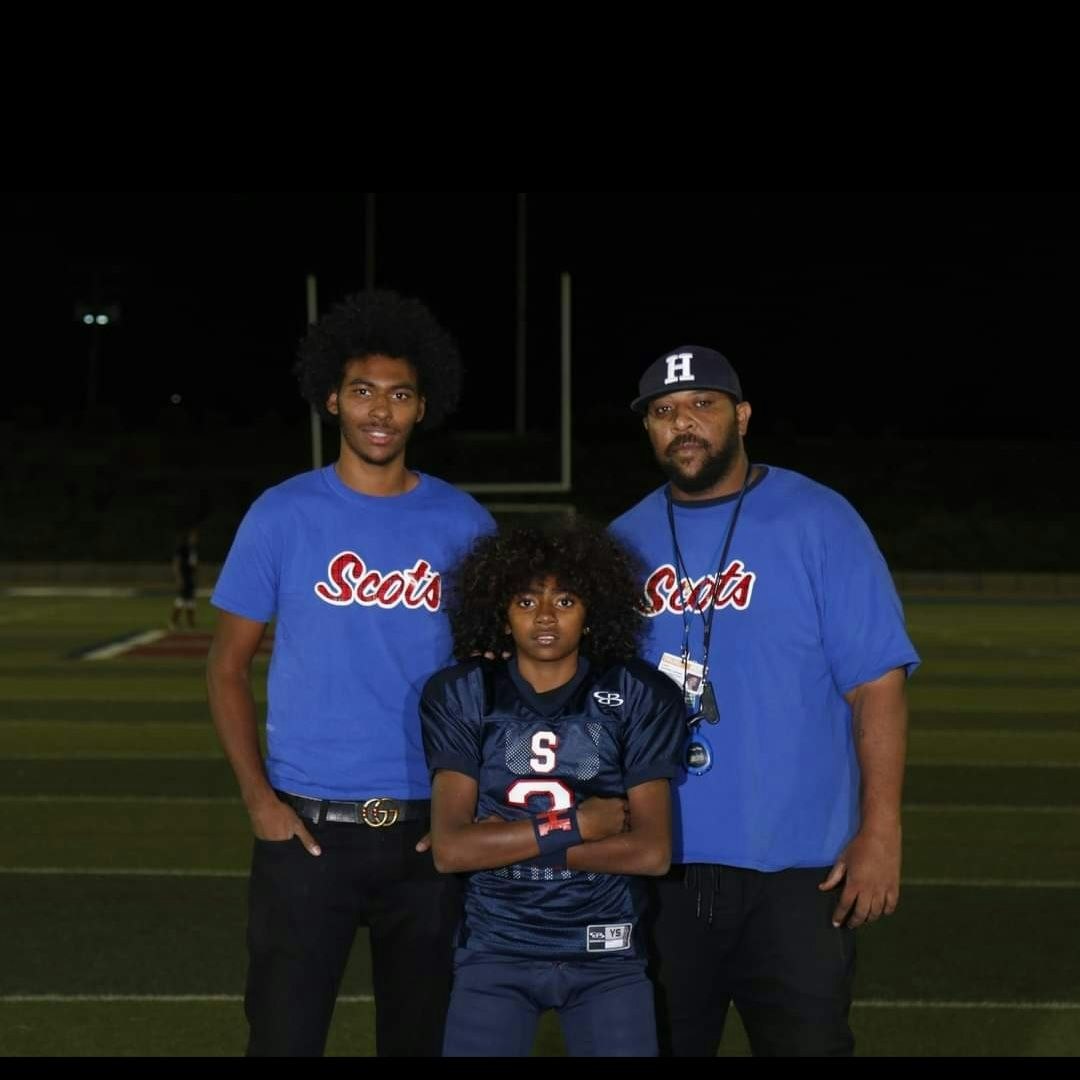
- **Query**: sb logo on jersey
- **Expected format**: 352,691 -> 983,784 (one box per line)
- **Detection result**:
592,691 -> 623,707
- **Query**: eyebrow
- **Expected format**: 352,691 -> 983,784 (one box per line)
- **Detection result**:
344,377 -> 418,390
651,391 -> 717,407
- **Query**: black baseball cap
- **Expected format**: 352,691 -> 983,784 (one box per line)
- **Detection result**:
631,345 -> 743,414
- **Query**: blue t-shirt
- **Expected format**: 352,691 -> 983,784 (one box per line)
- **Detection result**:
610,465 -> 920,871
211,466 -> 495,800
421,657 -> 685,960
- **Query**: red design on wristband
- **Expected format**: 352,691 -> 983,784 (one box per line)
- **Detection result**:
537,809 -> 573,837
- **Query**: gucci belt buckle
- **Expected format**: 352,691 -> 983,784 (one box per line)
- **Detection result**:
360,797 -> 400,827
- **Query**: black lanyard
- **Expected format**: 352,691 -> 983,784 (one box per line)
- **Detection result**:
665,463 -> 753,707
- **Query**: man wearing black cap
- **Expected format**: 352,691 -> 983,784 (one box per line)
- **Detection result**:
610,346 -> 920,1057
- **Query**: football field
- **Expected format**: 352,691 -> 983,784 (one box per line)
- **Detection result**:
1,592 -> 1077,1055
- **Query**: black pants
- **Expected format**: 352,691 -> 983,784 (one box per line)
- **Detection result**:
647,865 -> 855,1057
244,817 -> 461,1057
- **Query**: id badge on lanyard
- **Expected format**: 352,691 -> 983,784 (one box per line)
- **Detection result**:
663,468 -> 752,730
658,652 -> 720,725
658,651 -> 705,706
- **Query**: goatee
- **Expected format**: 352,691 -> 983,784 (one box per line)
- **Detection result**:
659,428 -> 742,494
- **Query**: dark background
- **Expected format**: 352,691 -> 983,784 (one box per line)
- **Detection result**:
3,191 -> 1076,569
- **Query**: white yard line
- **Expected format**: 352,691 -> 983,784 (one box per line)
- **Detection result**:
909,760 -> 1080,768
82,630 -> 167,660
0,993 -> 374,1003
905,877 -> 1080,888
0,866 -> 247,878
3,796 -> 1077,812
4,587 -> 139,599
905,804 -> 1080,813
1,754 -> 223,761
855,1000 -> 1080,1010
0,795 -> 237,804
1,867 -> 1078,888
1,995 -> 1075,1010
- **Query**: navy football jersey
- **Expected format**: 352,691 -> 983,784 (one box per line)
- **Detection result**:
421,656 -> 685,960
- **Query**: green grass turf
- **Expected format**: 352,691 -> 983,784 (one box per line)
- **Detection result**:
3,800 -> 1079,883
0,758 -> 241,797
0,593 -> 1076,1055
6,873 -> 1078,1001
3,999 -> 1074,1057
3,757 -> 1079,806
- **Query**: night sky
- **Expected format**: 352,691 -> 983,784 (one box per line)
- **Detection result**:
4,190 -> 1077,440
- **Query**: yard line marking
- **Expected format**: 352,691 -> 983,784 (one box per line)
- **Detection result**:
3,797 -> 1077,812
1,587 -> 213,600
2,868 -> 1077,888
4,587 -> 139,599
0,867 -> 247,879
909,760 -> 1080,769
1,995 -> 1076,1010
0,795 -> 237,805
0,754 -> 222,761
912,729 -> 1080,736
854,1000 -> 1080,1010
81,630 -> 167,660
0,994 -> 375,1004
906,877 -> 1080,888
20,754 -> 1078,766
905,804 -> 1080,813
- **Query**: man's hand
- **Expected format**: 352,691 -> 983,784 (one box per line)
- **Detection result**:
818,825 -> 901,928
249,796 -> 321,856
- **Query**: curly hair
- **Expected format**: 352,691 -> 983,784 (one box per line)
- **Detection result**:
445,519 -> 646,670
294,290 -> 462,427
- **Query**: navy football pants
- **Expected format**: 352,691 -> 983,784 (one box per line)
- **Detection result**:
443,950 -> 658,1056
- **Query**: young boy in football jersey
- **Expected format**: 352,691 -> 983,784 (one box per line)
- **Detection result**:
420,520 -> 686,1056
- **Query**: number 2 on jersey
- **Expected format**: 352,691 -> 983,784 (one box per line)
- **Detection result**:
507,730 -> 574,811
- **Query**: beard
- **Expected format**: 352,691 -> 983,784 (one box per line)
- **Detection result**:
658,425 -> 742,494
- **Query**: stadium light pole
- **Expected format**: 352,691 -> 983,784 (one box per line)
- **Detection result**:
75,300 -> 120,412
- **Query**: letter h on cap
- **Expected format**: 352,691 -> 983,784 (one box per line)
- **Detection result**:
664,352 -> 695,385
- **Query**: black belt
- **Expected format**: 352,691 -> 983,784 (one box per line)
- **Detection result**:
277,790 -> 430,828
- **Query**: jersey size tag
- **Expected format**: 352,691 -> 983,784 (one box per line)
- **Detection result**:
587,923 -> 633,952
658,652 -> 705,705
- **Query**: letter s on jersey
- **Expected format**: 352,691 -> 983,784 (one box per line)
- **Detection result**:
529,731 -> 558,773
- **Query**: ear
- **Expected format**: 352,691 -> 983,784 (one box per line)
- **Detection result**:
416,396 -> 426,424
326,388 -> 340,417
736,400 -> 752,436
504,624 -> 511,635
